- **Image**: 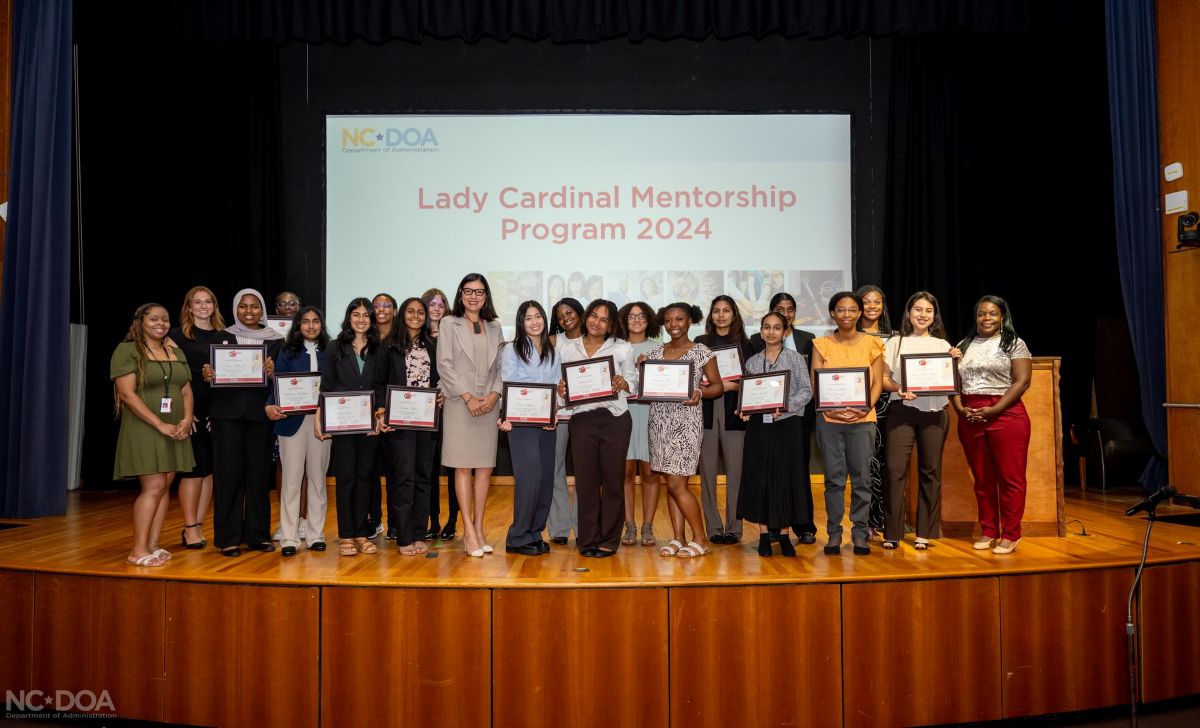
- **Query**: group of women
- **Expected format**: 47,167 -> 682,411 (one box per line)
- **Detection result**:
113,275 -> 1033,567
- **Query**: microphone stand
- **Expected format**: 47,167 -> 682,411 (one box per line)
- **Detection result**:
1124,500 -> 1162,728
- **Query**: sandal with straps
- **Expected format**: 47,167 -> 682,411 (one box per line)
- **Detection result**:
640,523 -> 656,547
125,553 -> 166,567
676,541 -> 710,558
355,538 -> 378,554
622,522 -> 637,546
339,539 -> 358,557
658,539 -> 683,557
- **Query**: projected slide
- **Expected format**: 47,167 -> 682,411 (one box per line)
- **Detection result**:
326,114 -> 851,337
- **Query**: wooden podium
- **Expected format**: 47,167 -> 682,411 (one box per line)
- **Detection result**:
910,356 -> 1066,537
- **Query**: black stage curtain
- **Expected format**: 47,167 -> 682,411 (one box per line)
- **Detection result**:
0,0 -> 73,516
882,8 -> 1120,466
76,0 -> 1071,44
1104,0 -> 1166,490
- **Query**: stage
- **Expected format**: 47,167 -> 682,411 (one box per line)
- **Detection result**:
1,484 -> 1199,728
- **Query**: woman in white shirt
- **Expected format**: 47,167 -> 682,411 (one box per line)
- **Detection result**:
879,292 -> 960,550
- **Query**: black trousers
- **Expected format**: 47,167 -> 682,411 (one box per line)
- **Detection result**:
211,418 -> 274,549
792,406 -> 818,536
506,426 -> 557,548
428,433 -> 459,530
332,434 -> 380,539
367,440 -> 388,533
569,410 -> 632,553
386,430 -> 436,546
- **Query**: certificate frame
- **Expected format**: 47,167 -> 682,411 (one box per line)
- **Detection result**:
209,344 -> 268,388
384,386 -> 440,431
899,353 -> 961,396
813,367 -> 871,411
709,344 -> 745,382
266,316 -> 294,339
320,391 -> 376,435
500,381 -> 558,427
636,359 -> 696,403
560,355 -> 618,404
737,371 -> 791,414
272,371 -> 322,414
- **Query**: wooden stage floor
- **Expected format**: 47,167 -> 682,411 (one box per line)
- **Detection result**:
0,482 -> 1198,587
3,483 -> 1200,728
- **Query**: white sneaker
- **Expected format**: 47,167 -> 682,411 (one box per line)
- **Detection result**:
373,523 -> 384,539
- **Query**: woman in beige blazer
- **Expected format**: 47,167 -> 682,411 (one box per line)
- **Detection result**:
437,273 -> 504,558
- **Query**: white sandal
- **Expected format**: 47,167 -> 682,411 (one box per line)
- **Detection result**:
151,548 -> 172,561
658,539 -> 683,557
126,553 -> 166,567
676,541 -> 710,558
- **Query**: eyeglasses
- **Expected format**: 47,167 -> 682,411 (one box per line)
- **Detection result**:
627,314 -> 647,322
276,300 -> 299,308
834,308 -> 860,315
373,303 -> 395,310
461,288 -> 487,298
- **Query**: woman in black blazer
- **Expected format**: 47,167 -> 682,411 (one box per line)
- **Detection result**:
749,292 -> 818,543
319,298 -> 386,557
375,297 -> 443,555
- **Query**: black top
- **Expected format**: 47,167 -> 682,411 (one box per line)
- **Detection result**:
207,336 -> 283,422
374,338 -> 440,401
322,339 -> 385,402
168,325 -> 228,418
695,333 -> 755,432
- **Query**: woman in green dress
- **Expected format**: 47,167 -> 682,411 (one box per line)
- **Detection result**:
111,303 -> 196,566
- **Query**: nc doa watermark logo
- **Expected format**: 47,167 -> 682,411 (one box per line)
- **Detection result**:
340,127 -> 440,154
6,689 -> 116,718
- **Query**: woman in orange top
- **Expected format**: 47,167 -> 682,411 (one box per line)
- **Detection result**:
810,291 -> 885,556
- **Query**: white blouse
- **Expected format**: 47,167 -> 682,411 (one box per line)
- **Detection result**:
558,336 -> 637,418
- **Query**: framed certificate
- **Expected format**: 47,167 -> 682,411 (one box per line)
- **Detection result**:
320,391 -> 376,435
900,353 -> 960,396
813,367 -> 871,411
273,372 -> 322,414
710,345 -> 744,382
636,360 -> 695,402
385,386 -> 439,431
209,344 -> 267,387
266,316 -> 294,340
501,382 -> 558,426
738,371 -> 791,414
561,356 -> 617,404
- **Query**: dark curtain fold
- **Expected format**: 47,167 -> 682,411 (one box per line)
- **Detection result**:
75,0 -> 1072,44
0,0 -> 73,516
1104,0 -> 1168,490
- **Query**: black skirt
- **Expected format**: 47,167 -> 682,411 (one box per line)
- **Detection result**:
737,415 -> 810,530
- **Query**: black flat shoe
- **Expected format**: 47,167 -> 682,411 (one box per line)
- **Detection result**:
505,544 -> 542,556
777,533 -> 796,557
439,525 -> 457,541
536,540 -> 550,554
758,534 -> 773,557
853,543 -> 871,556
385,528 -> 398,541
250,542 -> 275,553
592,549 -> 616,559
799,532 -> 817,545
221,547 -> 241,558
551,536 -> 568,546
309,541 -> 327,552
422,530 -> 438,541
823,543 -> 841,556
580,548 -> 598,557
281,546 -> 297,557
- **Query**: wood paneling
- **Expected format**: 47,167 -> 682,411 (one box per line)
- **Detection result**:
31,574 -> 164,721
842,578 -> 1002,727
1158,0 -> 1200,498
0,569 -> 33,694
321,587 -> 490,728
493,588 -> 668,728
940,358 -> 1064,536
1000,568 -> 1131,717
1140,562 -> 1200,702
669,584 -> 842,728
165,582 -> 319,728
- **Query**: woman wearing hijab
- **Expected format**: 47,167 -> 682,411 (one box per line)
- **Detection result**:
202,288 -> 283,557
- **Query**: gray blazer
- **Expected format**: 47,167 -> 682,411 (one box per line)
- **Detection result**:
436,315 -> 503,399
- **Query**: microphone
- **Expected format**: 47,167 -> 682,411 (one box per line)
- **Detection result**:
1125,485 -> 1178,517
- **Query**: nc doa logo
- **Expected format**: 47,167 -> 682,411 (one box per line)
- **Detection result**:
341,128 -> 439,148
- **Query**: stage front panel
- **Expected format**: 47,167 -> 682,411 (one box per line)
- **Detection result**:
669,583 -> 842,727
842,577 -> 1002,728
1141,561 -> 1200,702
0,570 -> 34,697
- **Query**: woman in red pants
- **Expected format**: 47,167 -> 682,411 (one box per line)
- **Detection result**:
952,296 -> 1032,555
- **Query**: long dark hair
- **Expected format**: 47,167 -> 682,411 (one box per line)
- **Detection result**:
898,291 -> 948,340
584,299 -> 621,341
336,297 -> 379,355
705,294 -> 747,344
284,306 -> 330,355
959,295 -> 1020,354
549,297 -> 585,336
619,301 -> 660,341
511,300 -> 554,366
450,273 -> 498,321
854,284 -> 893,334
383,297 -> 435,353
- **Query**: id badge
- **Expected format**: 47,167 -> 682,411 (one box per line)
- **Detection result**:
160,397 -> 174,414
763,413 -> 774,424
